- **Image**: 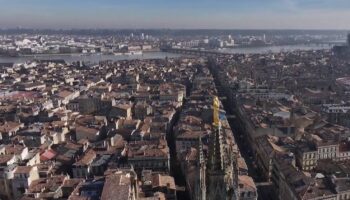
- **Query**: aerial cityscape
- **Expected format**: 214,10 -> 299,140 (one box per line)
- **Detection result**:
0,1 -> 350,200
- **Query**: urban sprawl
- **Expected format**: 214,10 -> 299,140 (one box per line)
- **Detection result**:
0,31 -> 349,200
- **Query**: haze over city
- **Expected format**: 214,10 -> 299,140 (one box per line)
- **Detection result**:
1,1 -> 350,200
0,0 -> 350,29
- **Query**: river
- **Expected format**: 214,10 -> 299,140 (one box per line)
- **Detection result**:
0,44 -> 335,64
219,43 -> 333,54
0,52 -> 181,64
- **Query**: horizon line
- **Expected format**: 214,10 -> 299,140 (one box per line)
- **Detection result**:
0,28 -> 349,31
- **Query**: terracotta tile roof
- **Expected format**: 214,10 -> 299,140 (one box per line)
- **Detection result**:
40,149 -> 57,161
0,154 -> 15,165
101,172 -> 134,200
152,174 -> 176,190
0,121 -> 22,133
74,149 -> 96,166
15,166 -> 33,174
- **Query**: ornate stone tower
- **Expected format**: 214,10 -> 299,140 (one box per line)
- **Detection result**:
206,96 -> 238,200
196,137 -> 207,200
207,125 -> 227,200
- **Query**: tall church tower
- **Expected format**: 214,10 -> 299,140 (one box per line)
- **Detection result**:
206,96 -> 238,200
196,137 -> 207,200
207,125 -> 228,200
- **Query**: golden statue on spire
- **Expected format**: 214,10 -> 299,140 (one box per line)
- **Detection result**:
213,96 -> 220,127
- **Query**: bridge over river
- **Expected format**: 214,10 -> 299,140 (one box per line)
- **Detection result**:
161,42 -> 340,56
161,47 -> 233,56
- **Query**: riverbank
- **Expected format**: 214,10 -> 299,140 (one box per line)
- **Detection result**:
0,43 -> 336,64
0,51 -> 181,64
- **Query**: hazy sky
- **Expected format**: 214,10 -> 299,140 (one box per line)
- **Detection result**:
0,0 -> 350,29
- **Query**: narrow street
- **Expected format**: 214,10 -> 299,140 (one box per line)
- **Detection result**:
166,75 -> 195,200
208,61 -> 275,200
167,106 -> 191,200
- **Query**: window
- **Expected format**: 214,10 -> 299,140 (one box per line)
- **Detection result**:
240,192 -> 245,197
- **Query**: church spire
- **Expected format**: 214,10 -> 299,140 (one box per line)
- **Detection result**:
206,96 -> 238,200
197,136 -> 207,200
209,126 -> 223,171
199,136 -> 205,166
209,96 -> 223,171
